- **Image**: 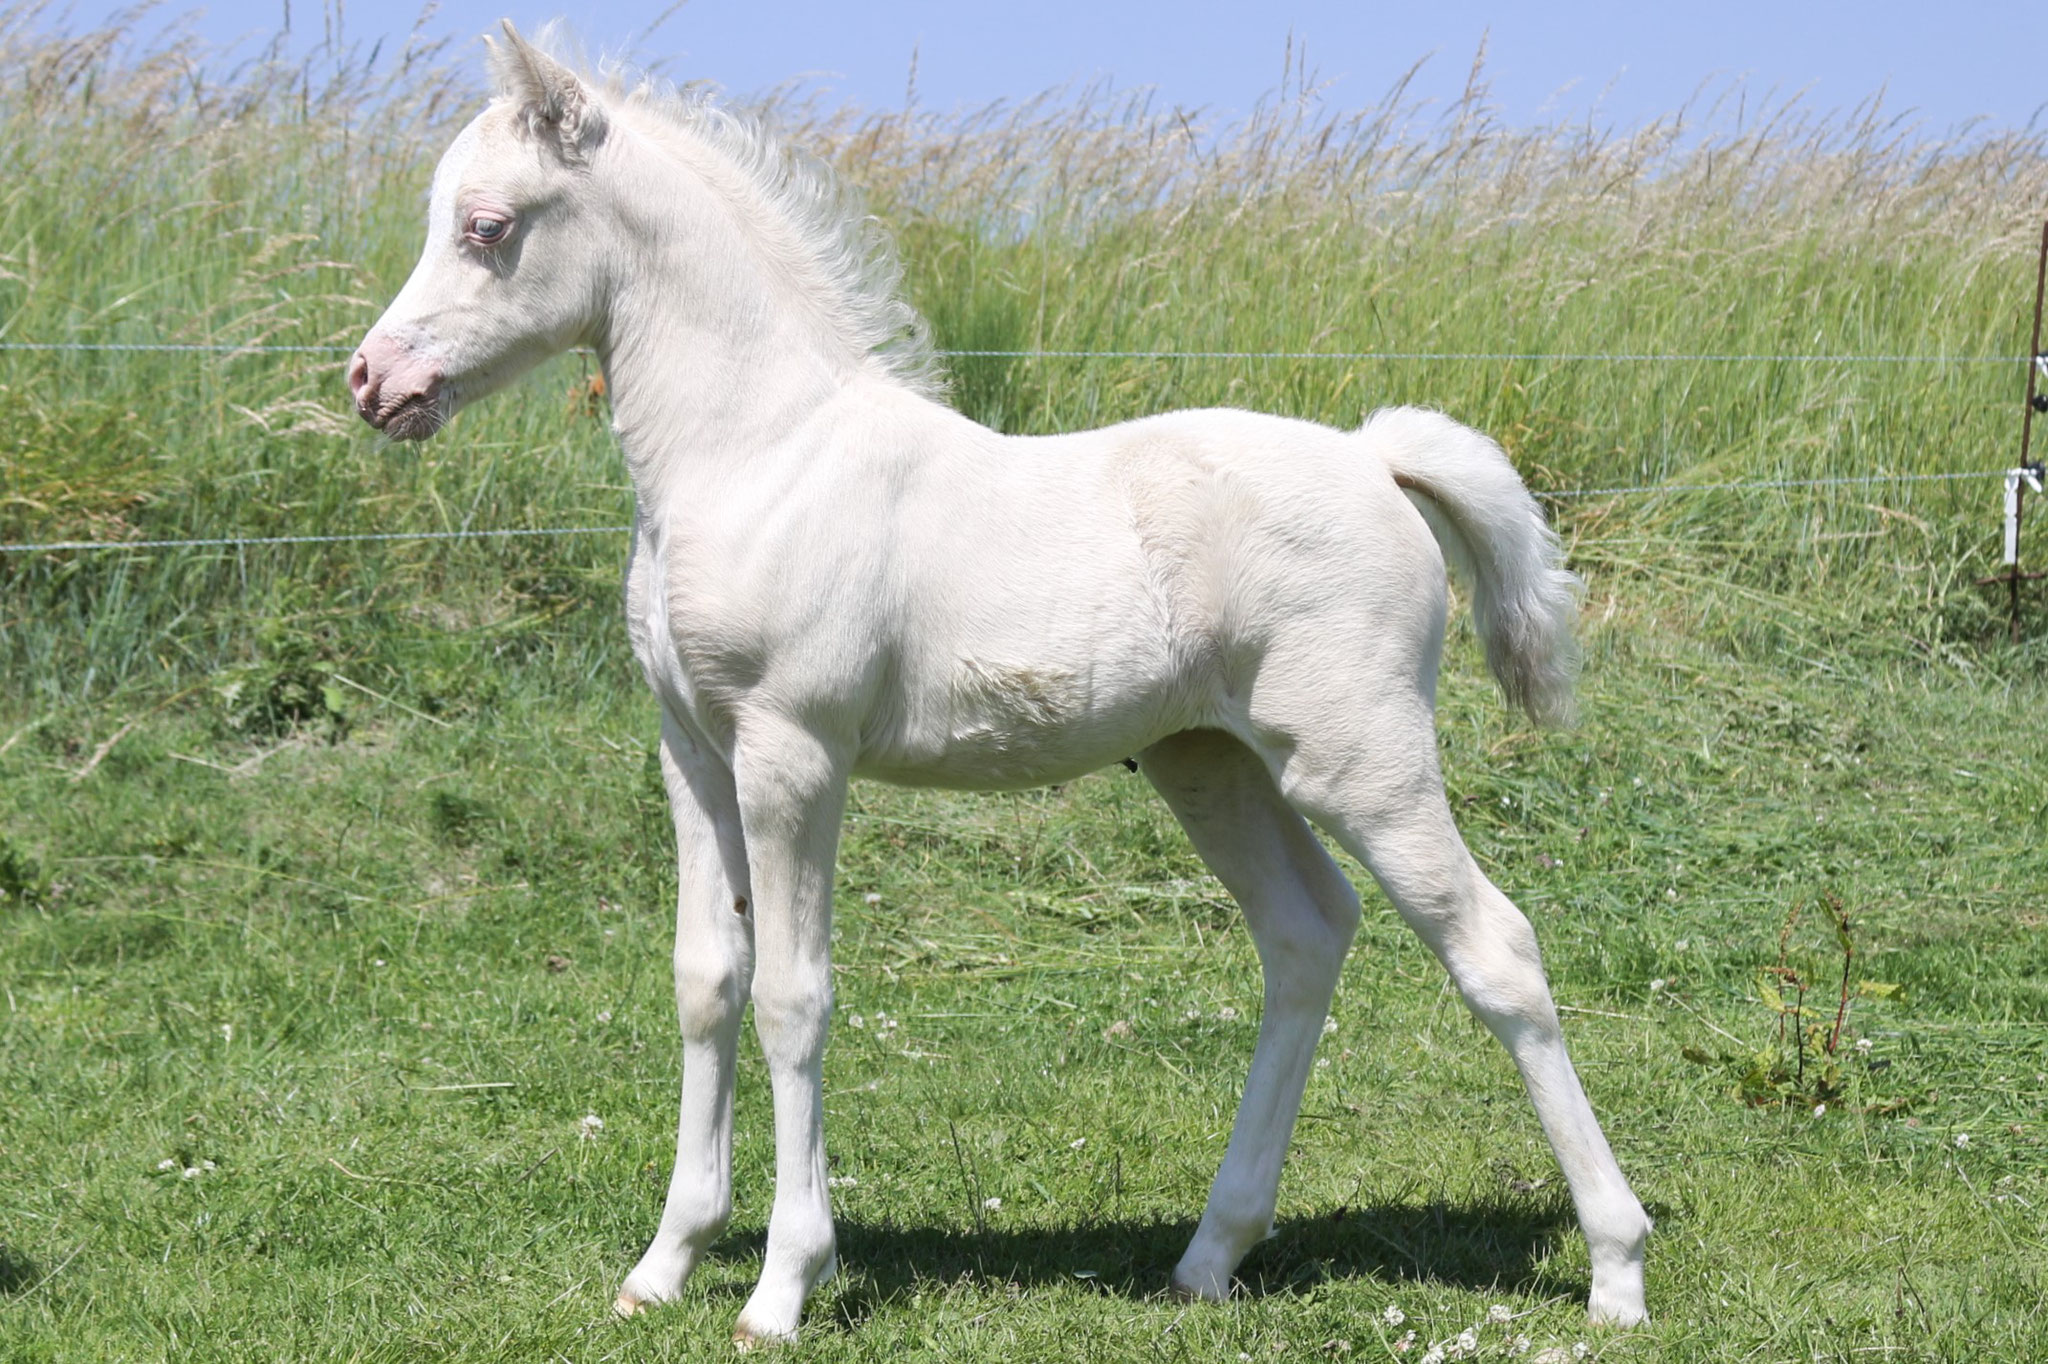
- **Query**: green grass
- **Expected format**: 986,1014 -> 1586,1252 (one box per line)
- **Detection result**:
5,627 -> 2047,1362
4,8 -> 2048,1362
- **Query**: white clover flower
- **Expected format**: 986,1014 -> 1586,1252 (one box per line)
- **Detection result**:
1419,1348 -> 1445,1364
1382,1305 -> 1406,1327
827,1175 -> 858,1189
1394,1331 -> 1416,1353
157,1158 -> 178,1172
1649,978 -> 1666,992
1573,1343 -> 1591,1360
848,1013 -> 866,1029
182,1166 -> 202,1179
1069,1138 -> 1087,1149
1813,1103 -> 1826,1118
862,892 -> 882,905
578,1113 -> 604,1140
1955,1132 -> 1971,1148
1510,1336 -> 1531,1356
982,1196 -> 1002,1211
1323,1016 -> 1338,1035
1454,1327 -> 1480,1354
1217,1006 -> 1239,1021
595,1010 -> 612,1024
1488,1304 -> 1513,1324
1855,1037 -> 1873,1054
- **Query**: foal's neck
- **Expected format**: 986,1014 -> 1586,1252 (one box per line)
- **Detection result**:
594,129 -> 879,514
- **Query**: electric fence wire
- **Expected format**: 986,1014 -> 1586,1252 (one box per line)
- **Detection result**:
0,471 -> 2008,555
0,526 -> 631,554
0,340 -> 2033,365
0,338 -> 2021,554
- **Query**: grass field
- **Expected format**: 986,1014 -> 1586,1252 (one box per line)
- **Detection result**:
3,9 -> 2048,1362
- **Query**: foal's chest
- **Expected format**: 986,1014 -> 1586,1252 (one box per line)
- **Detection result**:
623,517 -> 857,747
624,528 -> 748,734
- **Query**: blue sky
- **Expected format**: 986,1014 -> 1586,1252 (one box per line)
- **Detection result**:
65,2 -> 2048,135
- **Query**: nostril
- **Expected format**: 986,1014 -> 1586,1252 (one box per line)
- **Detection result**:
347,352 -> 371,406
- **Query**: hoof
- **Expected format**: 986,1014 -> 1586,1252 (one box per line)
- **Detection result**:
1587,1251 -> 1648,1327
731,1317 -> 797,1351
613,1291 -> 646,1318
1167,1271 -> 1232,1303
731,1244 -> 832,1348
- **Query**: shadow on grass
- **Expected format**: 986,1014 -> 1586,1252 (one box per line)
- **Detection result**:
773,1196 -> 1586,1329
0,1242 -> 39,1294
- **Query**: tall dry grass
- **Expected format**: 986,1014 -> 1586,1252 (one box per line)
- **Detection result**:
3,5 -> 2046,702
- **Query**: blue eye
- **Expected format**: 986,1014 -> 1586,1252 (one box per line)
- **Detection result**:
468,214 -> 510,243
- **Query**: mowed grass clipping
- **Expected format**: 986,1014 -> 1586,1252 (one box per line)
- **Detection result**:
3,8 -> 2047,1363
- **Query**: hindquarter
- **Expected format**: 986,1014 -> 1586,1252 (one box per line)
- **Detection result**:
1104,415 -> 1454,734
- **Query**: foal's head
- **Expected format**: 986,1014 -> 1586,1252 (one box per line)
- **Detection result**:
349,24 -> 611,441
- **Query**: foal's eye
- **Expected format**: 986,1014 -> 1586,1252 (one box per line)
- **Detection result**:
466,214 -> 512,245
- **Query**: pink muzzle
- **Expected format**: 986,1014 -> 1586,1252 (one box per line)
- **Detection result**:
349,329 -> 448,441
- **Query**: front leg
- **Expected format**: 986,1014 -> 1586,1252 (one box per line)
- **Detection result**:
727,718 -> 851,1347
617,716 -> 754,1313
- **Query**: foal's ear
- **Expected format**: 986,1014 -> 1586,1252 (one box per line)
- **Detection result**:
487,20 -> 607,159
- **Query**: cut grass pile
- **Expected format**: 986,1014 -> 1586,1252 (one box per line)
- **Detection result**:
2,8 -> 2046,1361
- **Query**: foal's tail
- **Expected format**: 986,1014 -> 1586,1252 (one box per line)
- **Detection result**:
1365,406 -> 1582,727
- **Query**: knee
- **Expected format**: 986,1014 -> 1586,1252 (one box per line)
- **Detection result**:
1286,898 -> 1359,962
1319,889 -> 1363,944
1259,901 -> 1358,1009
749,976 -> 833,1047
676,952 -> 747,1039
1445,908 -> 1556,1030
1290,854 -> 1364,945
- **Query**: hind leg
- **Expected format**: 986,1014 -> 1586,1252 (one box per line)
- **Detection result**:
1140,729 -> 1363,1300
1278,703 -> 1650,1324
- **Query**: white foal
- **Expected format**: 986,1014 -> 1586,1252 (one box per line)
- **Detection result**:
350,23 -> 1650,1343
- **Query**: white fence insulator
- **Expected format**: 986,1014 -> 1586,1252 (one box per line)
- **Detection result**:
2005,466 -> 2044,565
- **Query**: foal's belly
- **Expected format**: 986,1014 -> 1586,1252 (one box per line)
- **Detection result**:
851,658 -> 1210,792
853,736 -> 1153,792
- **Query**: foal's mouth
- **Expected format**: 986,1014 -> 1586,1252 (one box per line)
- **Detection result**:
376,391 -> 450,443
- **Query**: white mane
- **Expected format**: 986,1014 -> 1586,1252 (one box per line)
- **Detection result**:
520,34 -> 944,398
